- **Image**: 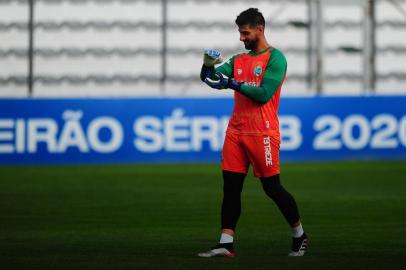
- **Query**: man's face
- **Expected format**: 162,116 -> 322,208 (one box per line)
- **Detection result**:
238,24 -> 262,50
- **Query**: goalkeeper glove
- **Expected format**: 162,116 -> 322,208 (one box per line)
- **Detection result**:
204,72 -> 241,90
203,50 -> 223,67
200,65 -> 214,82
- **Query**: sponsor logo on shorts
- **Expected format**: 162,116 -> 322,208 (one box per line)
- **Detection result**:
264,136 -> 272,166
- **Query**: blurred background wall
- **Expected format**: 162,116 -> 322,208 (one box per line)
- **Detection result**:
1,0 -> 405,98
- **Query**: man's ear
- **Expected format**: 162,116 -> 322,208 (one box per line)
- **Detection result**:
257,25 -> 264,34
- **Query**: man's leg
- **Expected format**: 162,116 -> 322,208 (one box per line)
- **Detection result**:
198,170 -> 245,258
221,170 -> 246,233
260,174 -> 300,225
199,131 -> 249,258
260,174 -> 308,256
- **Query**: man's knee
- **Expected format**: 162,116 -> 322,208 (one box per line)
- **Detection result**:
223,170 -> 246,194
260,174 -> 282,198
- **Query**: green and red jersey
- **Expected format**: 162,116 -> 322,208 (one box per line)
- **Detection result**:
216,47 -> 287,137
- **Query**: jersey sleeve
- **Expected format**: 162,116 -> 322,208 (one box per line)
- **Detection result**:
215,54 -> 240,78
237,49 -> 287,104
263,48 -> 287,85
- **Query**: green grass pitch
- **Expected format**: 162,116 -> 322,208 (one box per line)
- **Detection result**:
1,161 -> 406,270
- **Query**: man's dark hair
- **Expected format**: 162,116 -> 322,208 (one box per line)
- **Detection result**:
235,8 -> 265,28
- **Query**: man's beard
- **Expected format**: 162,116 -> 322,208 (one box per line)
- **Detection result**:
244,39 -> 257,50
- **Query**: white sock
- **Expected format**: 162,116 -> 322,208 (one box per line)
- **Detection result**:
219,233 -> 234,244
292,223 -> 304,238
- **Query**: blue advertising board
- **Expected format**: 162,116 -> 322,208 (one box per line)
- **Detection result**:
0,96 -> 405,164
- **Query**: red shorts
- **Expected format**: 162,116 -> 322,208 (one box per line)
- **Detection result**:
222,132 -> 280,178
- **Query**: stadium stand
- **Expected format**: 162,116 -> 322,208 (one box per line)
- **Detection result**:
0,0 -> 405,97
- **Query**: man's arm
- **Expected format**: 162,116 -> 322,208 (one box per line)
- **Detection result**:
237,50 -> 287,104
215,58 -> 234,77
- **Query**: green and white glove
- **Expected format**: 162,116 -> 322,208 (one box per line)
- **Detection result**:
203,50 -> 223,67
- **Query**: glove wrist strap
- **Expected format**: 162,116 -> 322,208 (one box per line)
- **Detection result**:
227,79 -> 241,90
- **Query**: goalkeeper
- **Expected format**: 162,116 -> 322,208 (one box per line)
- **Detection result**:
198,8 -> 308,257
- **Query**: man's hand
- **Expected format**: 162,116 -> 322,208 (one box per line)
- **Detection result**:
204,72 -> 241,90
203,50 -> 223,67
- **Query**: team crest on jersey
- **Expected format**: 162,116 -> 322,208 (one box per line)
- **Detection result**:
237,69 -> 243,75
254,65 -> 262,76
